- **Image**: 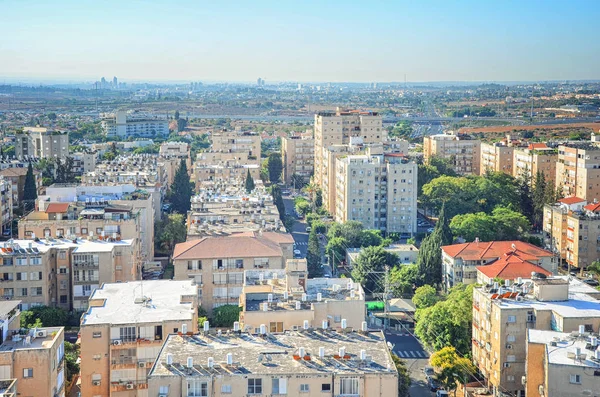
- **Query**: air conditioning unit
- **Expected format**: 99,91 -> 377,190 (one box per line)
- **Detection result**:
538,384 -> 545,396
522,376 -> 527,385
292,325 -> 299,331
36,329 -> 47,338
113,340 -> 122,345
139,362 -> 146,368
126,383 -> 134,390
506,344 -> 513,349
503,363 -> 511,368
92,380 -> 101,386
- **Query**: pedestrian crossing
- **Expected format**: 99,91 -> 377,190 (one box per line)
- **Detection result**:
294,241 -> 308,246
394,350 -> 429,358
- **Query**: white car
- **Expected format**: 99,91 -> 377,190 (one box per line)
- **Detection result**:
293,249 -> 301,256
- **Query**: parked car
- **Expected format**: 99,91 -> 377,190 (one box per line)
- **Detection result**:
293,249 -> 301,256
427,227 -> 435,233
306,226 -> 311,233
428,378 -> 441,391
583,279 -> 599,286
423,366 -> 435,377
436,391 -> 449,397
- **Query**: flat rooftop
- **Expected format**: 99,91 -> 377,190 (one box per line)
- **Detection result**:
528,329 -> 600,368
82,280 -> 197,326
149,330 -> 395,378
0,238 -> 134,255
0,327 -> 62,352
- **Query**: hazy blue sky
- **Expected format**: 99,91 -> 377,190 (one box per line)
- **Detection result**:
1,0 -> 599,83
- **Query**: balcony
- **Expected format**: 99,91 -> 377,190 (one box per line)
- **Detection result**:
110,381 -> 148,392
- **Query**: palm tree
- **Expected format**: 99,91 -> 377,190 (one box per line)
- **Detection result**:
587,261 -> 600,279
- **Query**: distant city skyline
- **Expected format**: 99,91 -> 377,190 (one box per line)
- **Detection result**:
1,0 -> 600,83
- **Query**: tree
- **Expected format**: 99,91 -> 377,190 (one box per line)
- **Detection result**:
389,264 -> 419,296
533,171 -> 547,228
267,152 -> 283,183
326,237 -> 348,267
314,188 -> 323,208
295,200 -> 311,216
391,354 -> 411,397
103,151 -> 116,161
271,185 -> 286,222
212,305 -> 241,327
64,341 -> 80,383
359,229 -> 384,248
430,346 -> 477,397
416,232 -> 443,287
412,285 -> 439,310
291,173 -> 307,189
47,112 -> 57,121
174,110 -> 180,120
170,159 -> 194,215
307,229 -> 323,277
587,261 -> 600,278
436,204 -> 453,246
155,213 -> 187,253
327,221 -> 364,248
351,246 -> 399,293
450,206 -> 531,242
23,162 -> 38,206
244,169 -> 255,193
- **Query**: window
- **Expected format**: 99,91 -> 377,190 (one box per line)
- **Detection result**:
300,384 -> 309,392
60,295 -> 67,304
119,326 -> 136,342
248,378 -> 262,394
19,288 -> 27,296
213,274 -> 227,285
270,322 -> 283,333
59,250 -> 67,260
16,272 -> 27,281
507,315 -> 516,323
31,287 -> 42,296
16,257 -> 27,266
507,335 -> 516,343
59,267 -> 67,274
187,380 -> 207,397
254,258 -> 269,268
23,368 -> 33,378
81,228 -> 88,235
159,386 -> 170,394
339,377 -> 358,395
507,375 -> 515,382
93,332 -> 102,338
321,383 -> 331,392
235,259 -> 244,269
570,374 -> 581,384
272,378 -> 287,394
507,355 -> 516,363
31,257 -> 42,265
221,384 -> 232,394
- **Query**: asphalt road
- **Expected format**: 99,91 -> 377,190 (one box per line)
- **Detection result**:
282,195 -> 309,257
384,331 -> 434,397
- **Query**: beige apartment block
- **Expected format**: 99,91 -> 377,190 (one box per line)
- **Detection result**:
0,177 -> 12,236
480,142 -> 514,176
281,132 -> 314,186
314,108 -> 385,192
211,129 -> 261,159
79,280 -> 198,397
239,264 -> 366,333
556,142 -> 600,201
186,178 -> 285,238
71,151 -> 98,175
15,127 -> 69,159
147,330 -> 398,397
159,142 -> 190,160
321,144 -> 361,213
173,232 -> 294,313
512,144 -> 557,185
526,329 -> 600,397
0,167 -> 42,208
472,276 -> 600,397
423,131 -> 481,175
442,240 -> 556,289
334,150 -> 418,234
192,157 -> 261,187
347,244 -> 419,267
0,237 -> 137,312
0,300 -> 66,397
38,184 -> 155,261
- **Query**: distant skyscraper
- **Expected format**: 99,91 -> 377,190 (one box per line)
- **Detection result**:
257,77 -> 264,86
112,76 -> 118,89
100,77 -> 107,89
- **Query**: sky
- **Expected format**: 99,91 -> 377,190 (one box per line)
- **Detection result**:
1,0 -> 600,83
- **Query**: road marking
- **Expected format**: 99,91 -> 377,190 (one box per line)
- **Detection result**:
409,351 -> 416,357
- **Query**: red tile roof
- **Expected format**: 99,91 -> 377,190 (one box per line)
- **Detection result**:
442,241 -> 553,260
173,233 -> 285,260
476,252 -> 552,280
584,202 -> 600,212
558,196 -> 586,205
528,143 -> 548,150
45,203 -> 71,213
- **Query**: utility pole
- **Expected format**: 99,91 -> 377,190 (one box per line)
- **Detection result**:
384,265 -> 390,330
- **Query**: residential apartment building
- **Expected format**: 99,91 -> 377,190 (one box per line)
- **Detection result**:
472,276 -> 600,397
172,232 -> 294,313
101,111 -> 169,137
0,237 -> 137,311
555,142 -> 600,201
347,244 -> 419,267
187,179 -> 285,238
512,144 -> 557,186
147,330 -> 398,397
0,167 -> 42,207
0,300 -> 65,397
0,178 -> 12,237
480,142 -> 514,175
526,329 -> 600,397
159,142 -> 191,170
38,184 -> 155,261
441,240 -> 556,289
79,280 -> 198,397
239,263 -> 366,333
281,132 -> 314,186
15,127 -> 69,159
334,148 -> 418,234
71,151 -> 98,175
423,131 -> 481,175
314,108 -> 385,191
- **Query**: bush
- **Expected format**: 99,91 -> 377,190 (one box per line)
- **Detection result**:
212,305 -> 241,328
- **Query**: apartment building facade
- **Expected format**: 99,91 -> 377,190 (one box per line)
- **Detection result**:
0,167 -> 42,207
239,263 -> 366,333
71,151 -> 98,175
0,178 -> 12,237
0,300 -> 66,397
147,330 -> 398,397
442,241 -> 556,289
334,150 -> 418,234
423,131 -> 481,175
555,142 -> 600,201
314,108 -> 385,192
79,280 -> 198,397
172,232 -> 294,313
512,144 -> 557,186
472,276 -> 600,397
281,133 -> 314,186
101,111 -> 169,137
526,329 -> 600,397
480,142 -> 514,176
15,127 -> 69,159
